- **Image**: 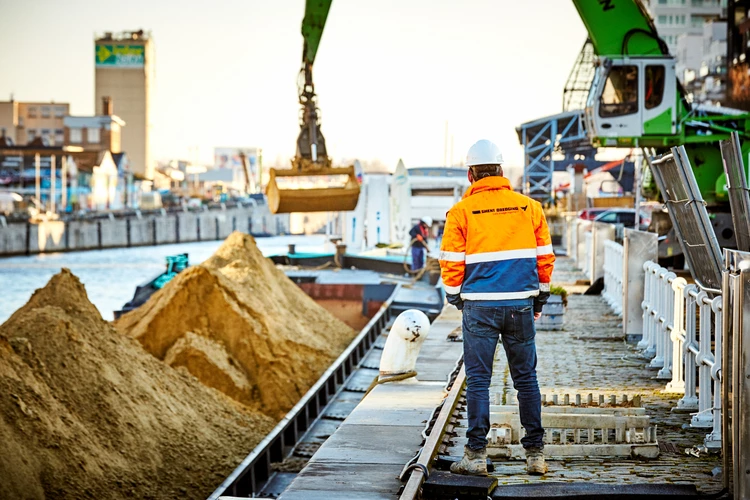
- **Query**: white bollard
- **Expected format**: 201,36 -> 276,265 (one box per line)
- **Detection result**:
379,309 -> 431,382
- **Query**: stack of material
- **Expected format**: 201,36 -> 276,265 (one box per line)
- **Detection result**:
115,232 -> 356,418
0,269 -> 275,500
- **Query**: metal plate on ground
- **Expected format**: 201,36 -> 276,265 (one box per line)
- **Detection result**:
344,368 -> 378,392
360,349 -> 383,369
299,418 -> 341,443
372,334 -> 388,349
258,472 -> 299,497
359,382 -> 446,410
279,490 -> 398,499
280,462 -> 403,497
423,471 -> 498,499
395,286 -> 442,305
324,399 -> 361,420
309,424 -> 426,465
343,406 -> 432,427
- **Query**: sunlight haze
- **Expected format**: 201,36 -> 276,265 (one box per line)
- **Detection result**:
0,0 -> 587,170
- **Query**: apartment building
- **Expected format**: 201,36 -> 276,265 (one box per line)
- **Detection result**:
0,99 -> 70,146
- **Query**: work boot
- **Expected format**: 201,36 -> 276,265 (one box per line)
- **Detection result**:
525,447 -> 547,475
450,445 -> 488,476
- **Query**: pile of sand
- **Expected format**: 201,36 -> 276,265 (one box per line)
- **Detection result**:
0,269 -> 275,500
115,232 -> 356,419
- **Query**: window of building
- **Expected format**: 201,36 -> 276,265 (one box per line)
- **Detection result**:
659,0 -> 667,3
87,127 -> 100,144
27,129 -> 36,142
600,65 -> 639,117
645,65 -> 666,109
41,107 -> 50,118
658,15 -> 667,23
28,107 -> 37,118
54,107 -> 65,118
55,129 -> 64,143
41,129 -> 50,137
692,0 -> 703,5
70,128 -> 82,144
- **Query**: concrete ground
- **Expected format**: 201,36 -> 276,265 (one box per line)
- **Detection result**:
450,255 -> 724,493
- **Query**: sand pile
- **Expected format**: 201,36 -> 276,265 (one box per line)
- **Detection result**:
115,232 -> 356,418
0,269 -> 275,500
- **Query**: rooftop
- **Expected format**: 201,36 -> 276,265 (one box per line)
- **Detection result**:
95,30 -> 150,42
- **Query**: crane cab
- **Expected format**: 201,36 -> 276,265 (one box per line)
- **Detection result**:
585,56 -> 678,147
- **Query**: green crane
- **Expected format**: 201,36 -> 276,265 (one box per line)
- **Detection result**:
267,0 -> 744,220
571,0 -> 750,208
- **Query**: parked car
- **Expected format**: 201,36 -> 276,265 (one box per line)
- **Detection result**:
577,207 -> 610,220
593,208 -> 651,231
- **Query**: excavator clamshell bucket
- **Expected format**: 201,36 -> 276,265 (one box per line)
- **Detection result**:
266,165 -> 360,214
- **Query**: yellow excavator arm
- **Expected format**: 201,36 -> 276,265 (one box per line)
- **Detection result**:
266,0 -> 360,214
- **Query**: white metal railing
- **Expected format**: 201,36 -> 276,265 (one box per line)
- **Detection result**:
639,261 -> 676,380
665,282 -> 723,449
602,240 -> 624,315
639,260 -> 722,450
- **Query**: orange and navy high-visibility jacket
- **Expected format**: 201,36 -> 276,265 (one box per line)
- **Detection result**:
439,176 -> 555,303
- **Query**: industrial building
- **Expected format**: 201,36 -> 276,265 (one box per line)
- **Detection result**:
94,30 -> 154,181
647,0 -> 724,53
0,99 -> 70,146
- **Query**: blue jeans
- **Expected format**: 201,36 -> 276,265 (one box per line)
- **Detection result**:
462,302 -> 544,451
411,245 -> 425,271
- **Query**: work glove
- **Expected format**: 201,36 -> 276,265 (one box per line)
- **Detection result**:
534,291 -> 551,313
446,293 -> 464,311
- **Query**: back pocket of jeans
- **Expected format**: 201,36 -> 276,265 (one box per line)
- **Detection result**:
510,306 -> 535,342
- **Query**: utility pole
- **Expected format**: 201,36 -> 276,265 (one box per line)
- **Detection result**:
633,149 -> 642,229
727,0 -> 735,104
50,155 -> 56,215
444,121 -> 448,167
61,156 -> 67,212
450,135 -> 455,167
35,153 -> 40,212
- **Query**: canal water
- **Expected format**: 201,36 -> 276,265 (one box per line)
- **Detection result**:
0,235 -> 330,323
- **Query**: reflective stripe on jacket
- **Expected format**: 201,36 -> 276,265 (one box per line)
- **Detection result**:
438,176 -> 555,301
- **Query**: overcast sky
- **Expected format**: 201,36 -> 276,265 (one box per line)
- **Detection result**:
0,0 -> 587,170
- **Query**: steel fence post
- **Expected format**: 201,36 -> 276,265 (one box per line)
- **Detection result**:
703,296 -> 723,450
665,278 -> 688,392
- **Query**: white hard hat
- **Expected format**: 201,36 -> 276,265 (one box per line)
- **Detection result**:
421,216 -> 433,226
466,139 -> 504,167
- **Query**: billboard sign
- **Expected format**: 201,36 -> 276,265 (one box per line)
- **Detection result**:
214,148 -> 259,173
96,44 -> 145,67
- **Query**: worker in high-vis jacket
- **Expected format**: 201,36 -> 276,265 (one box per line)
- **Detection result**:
409,216 -> 433,271
439,139 -> 555,477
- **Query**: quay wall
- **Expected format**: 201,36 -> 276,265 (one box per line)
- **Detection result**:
0,206 -> 290,257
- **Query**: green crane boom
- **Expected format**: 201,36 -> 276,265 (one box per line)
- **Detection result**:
301,0 -> 332,65
571,0 -> 664,57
